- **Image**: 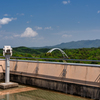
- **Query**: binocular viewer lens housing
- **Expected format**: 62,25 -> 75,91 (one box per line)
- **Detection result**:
5,50 -> 11,55
3,46 -> 12,56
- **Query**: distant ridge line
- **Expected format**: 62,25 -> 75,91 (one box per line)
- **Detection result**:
30,39 -> 100,49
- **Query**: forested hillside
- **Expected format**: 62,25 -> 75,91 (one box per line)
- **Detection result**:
0,46 -> 100,63
0,46 -> 100,59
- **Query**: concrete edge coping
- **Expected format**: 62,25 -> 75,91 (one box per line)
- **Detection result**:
0,59 -> 100,67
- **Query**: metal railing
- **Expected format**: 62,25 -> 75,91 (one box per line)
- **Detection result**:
0,56 -> 100,63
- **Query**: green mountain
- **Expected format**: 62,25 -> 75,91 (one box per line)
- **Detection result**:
31,39 -> 100,49
54,39 -> 100,49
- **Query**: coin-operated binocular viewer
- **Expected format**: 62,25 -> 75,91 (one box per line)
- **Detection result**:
3,46 -> 12,83
0,46 -> 18,89
3,46 -> 12,56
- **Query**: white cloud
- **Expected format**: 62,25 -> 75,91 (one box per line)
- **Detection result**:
62,34 -> 72,38
30,15 -> 33,17
21,13 -> 24,16
68,0 -> 70,3
21,27 -> 38,37
13,34 -> 20,37
27,21 -> 30,23
62,1 -> 67,4
44,26 -> 51,30
16,13 -> 24,16
16,13 -> 19,15
97,10 -> 100,13
62,0 -> 70,4
3,36 -> 13,39
35,26 -> 42,30
0,17 -> 17,25
4,14 -> 8,16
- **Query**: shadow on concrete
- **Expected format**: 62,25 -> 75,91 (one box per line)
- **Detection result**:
59,65 -> 67,78
14,60 -> 18,71
95,74 -> 100,86
33,62 -> 39,74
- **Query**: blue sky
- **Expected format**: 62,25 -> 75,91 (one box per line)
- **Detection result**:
0,0 -> 100,47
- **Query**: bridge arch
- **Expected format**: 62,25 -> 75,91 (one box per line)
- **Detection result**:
47,48 -> 68,58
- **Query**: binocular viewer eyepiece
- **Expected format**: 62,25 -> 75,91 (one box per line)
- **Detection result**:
3,46 -> 12,56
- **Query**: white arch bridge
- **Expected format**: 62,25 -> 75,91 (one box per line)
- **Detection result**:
47,48 -> 68,58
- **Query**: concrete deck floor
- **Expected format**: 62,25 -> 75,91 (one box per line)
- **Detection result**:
0,83 -> 92,100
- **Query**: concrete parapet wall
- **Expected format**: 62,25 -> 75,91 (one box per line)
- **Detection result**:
0,60 -> 4,73
9,60 -> 100,85
0,60 -> 4,81
0,73 -> 4,81
0,59 -> 100,86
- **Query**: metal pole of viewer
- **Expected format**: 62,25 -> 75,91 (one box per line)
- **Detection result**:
3,46 -> 12,83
